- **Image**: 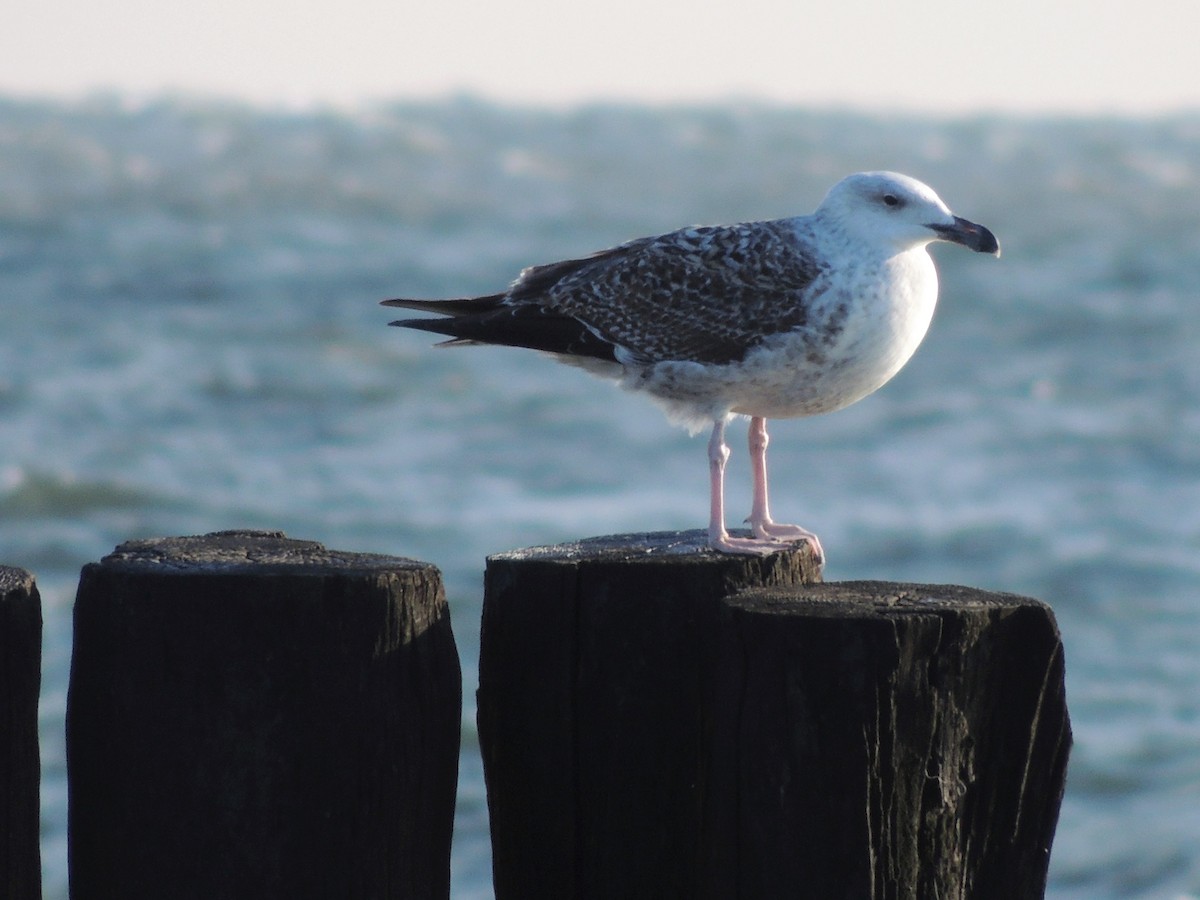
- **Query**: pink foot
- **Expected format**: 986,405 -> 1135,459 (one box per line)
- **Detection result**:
748,518 -> 825,565
707,528 -> 789,556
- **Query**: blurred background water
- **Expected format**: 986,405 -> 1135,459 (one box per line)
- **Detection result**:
2,95 -> 1199,898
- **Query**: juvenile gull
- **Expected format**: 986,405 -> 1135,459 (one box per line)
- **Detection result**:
384,171 -> 999,560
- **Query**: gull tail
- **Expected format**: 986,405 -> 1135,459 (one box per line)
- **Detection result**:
382,294 -> 620,362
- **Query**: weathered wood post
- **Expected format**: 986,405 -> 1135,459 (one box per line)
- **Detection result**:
0,566 -> 42,900
477,530 -> 823,899
66,530 -> 462,900
704,583 -> 1071,900
476,532 -> 1070,899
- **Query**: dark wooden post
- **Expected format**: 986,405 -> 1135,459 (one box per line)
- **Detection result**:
705,582 -> 1071,900
66,530 -> 462,900
0,566 -> 42,900
477,533 -> 1070,900
477,530 -> 823,899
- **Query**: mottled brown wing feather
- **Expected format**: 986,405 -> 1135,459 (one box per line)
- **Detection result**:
517,221 -> 825,366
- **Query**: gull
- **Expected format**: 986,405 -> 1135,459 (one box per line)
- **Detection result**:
384,171 -> 999,561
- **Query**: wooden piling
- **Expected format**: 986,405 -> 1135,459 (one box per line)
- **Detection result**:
0,566 -> 42,900
705,582 -> 1071,900
66,530 -> 462,900
477,530 -> 823,899
476,532 -> 1069,899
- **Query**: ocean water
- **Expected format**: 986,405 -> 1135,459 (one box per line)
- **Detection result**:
2,95 -> 1200,898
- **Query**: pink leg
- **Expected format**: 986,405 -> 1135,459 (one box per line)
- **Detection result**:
707,419 -> 733,547
746,416 -> 825,563
706,419 -> 788,556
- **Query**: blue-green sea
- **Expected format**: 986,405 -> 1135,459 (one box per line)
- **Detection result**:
3,95 -> 1200,898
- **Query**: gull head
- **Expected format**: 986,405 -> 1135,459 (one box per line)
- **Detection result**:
817,171 -> 1000,257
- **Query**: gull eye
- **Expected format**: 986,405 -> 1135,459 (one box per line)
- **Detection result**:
882,193 -> 902,208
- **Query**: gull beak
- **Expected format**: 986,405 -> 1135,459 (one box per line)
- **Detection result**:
927,216 -> 1001,257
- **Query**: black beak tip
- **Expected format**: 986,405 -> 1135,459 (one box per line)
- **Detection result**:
929,217 -> 1000,257
975,224 -> 1001,257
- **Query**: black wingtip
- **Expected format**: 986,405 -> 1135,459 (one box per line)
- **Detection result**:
381,297 -> 437,311
380,294 -> 508,316
388,317 -> 460,336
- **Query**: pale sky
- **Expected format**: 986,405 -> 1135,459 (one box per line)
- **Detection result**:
3,0 -> 1199,113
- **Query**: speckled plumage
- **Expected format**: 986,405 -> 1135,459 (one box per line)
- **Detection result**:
518,220 -> 825,366
385,171 -> 999,557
